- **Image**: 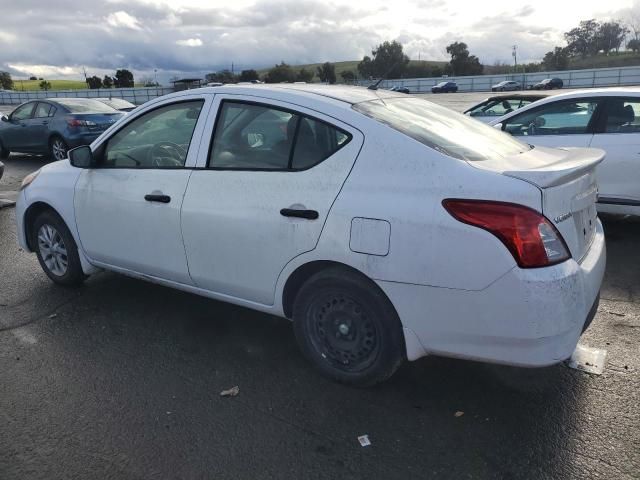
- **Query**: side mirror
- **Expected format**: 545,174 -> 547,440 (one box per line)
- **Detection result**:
0,114 -> 8,122
493,122 -> 503,130
68,145 -> 94,168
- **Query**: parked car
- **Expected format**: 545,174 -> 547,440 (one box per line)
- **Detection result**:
0,99 -> 124,161
532,78 -> 563,90
389,86 -> 410,94
491,87 -> 640,216
491,81 -> 520,92
464,94 -> 548,123
96,98 -> 137,112
431,81 -> 458,93
0,160 -> 3,179
16,84 -> 605,386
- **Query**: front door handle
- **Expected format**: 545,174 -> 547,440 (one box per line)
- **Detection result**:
280,208 -> 318,220
144,194 -> 171,203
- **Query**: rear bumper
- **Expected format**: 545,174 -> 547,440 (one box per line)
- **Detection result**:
64,132 -> 102,149
379,219 -> 606,366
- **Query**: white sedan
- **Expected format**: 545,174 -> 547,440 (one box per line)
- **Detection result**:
491,87 -> 640,216
16,85 -> 605,386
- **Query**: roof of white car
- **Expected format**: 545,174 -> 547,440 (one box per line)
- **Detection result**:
190,84 -> 407,105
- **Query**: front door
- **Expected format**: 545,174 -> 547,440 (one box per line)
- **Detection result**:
3,102 -> 36,150
589,97 -> 640,214
74,96 -> 210,284
181,97 -> 363,305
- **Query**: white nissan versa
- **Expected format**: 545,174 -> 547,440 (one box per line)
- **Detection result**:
16,85 -> 606,386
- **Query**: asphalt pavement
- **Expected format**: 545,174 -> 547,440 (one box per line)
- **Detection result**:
0,96 -> 638,479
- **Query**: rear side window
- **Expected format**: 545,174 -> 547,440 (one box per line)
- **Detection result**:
503,99 -> 599,136
604,98 -> 640,133
209,101 -> 350,170
34,103 -> 52,118
354,97 -> 529,162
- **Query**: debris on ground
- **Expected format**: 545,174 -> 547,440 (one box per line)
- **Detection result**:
220,386 -> 240,397
357,435 -> 371,447
607,311 -> 625,317
567,344 -> 608,375
48,313 -> 57,319
454,411 -> 464,417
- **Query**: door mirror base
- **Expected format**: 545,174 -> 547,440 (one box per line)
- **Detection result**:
0,115 -> 8,122
68,145 -> 95,168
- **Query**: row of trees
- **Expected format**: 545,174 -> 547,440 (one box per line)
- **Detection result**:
85,69 -> 135,89
205,62 -> 339,84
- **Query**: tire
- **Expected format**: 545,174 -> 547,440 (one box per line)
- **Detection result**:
292,267 -> 405,387
32,210 -> 86,286
50,136 -> 68,161
0,139 -> 9,160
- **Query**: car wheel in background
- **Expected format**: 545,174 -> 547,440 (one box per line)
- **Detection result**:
32,210 -> 86,286
50,136 -> 68,161
293,267 -> 405,387
0,139 -> 9,160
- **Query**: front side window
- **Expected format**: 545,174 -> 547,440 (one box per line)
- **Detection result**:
102,100 -> 204,168
354,97 -> 530,162
503,99 -> 600,136
604,98 -> 640,133
12,103 -> 34,121
209,101 -> 350,170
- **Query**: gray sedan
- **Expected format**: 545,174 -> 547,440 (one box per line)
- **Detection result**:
0,98 -> 123,161
491,81 -> 520,92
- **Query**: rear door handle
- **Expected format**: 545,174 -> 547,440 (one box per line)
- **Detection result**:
280,208 -> 318,220
144,194 -> 171,203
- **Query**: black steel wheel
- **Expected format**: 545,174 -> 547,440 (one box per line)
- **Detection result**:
293,267 -> 405,386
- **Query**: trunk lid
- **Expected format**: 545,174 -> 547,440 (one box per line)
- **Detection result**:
73,112 -> 123,133
471,145 -> 605,261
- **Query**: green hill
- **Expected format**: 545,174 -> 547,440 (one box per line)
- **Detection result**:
11,79 -> 146,91
568,52 -> 640,69
257,60 -> 447,81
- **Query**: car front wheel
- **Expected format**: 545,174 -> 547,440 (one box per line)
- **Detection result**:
32,210 -> 86,286
293,267 -> 405,386
50,136 -> 68,161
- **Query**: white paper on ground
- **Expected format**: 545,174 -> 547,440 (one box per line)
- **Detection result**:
567,344 -> 608,375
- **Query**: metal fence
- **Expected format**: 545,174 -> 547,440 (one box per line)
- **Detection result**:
357,65 -> 640,93
0,86 -> 175,105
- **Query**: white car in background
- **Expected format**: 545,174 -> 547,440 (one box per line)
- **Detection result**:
492,88 -> 640,216
16,85 -> 605,386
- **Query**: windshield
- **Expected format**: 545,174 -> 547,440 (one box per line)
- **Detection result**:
56,99 -> 117,113
353,97 -> 531,162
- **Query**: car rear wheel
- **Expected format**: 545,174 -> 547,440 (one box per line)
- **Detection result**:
50,136 -> 68,161
32,210 -> 86,286
293,267 -> 405,386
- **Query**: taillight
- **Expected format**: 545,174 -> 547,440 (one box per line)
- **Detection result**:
442,199 -> 570,268
66,118 -> 96,127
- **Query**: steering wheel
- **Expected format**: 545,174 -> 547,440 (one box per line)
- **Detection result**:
147,142 -> 187,167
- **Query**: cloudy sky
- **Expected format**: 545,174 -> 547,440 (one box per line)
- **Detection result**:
0,0 -> 636,83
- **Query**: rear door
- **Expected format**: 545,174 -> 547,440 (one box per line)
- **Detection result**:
501,97 -> 604,149
589,96 -> 640,214
181,96 -> 363,305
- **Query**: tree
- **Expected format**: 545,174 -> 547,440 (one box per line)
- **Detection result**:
114,69 -> 134,88
0,71 -> 13,90
86,75 -> 102,89
628,39 -> 640,53
357,41 -> 409,79
564,19 -> 600,58
340,70 -> 356,83
296,67 -> 314,82
264,62 -> 296,83
205,70 -> 236,84
542,47 -> 570,71
316,62 -> 336,84
404,61 -> 435,78
39,80 -> 51,91
239,69 -> 259,82
103,75 -> 113,88
29,76 -> 37,81
596,21 -> 628,54
446,42 -> 483,76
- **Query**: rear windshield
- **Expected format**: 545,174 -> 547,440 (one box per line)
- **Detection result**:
353,97 -> 531,162
102,98 -> 135,109
56,99 -> 117,113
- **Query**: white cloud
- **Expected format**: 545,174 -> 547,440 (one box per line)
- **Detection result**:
176,38 -> 203,47
106,11 -> 143,30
